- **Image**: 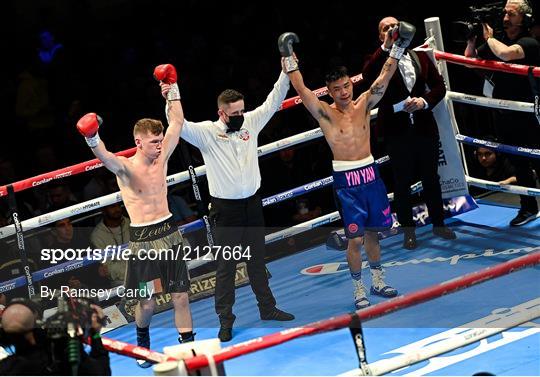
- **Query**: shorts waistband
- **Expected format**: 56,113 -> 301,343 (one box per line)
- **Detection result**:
129,215 -> 176,243
332,156 -> 375,171
332,161 -> 380,189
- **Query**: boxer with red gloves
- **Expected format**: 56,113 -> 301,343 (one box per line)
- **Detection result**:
77,64 -> 194,368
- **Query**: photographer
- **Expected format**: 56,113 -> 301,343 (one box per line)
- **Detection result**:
0,298 -> 111,375
464,0 -> 540,226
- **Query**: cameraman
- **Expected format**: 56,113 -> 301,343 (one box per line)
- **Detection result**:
0,299 -> 111,375
464,0 -> 540,226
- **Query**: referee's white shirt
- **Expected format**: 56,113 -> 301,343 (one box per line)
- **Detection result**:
180,72 -> 290,199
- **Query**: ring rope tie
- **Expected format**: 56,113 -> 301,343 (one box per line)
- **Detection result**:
6,184 -> 36,298
527,66 -> 540,125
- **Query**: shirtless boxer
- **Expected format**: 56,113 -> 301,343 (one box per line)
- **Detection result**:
279,22 -> 415,309
76,64 -> 193,367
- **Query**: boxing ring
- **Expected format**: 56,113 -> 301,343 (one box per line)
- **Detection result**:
1,17 -> 539,376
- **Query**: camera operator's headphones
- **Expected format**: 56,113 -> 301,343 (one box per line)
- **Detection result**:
0,297 -> 46,348
520,0 -> 535,29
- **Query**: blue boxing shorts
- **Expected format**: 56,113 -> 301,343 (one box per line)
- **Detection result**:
332,156 -> 392,239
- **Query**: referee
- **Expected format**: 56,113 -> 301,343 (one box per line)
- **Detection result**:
162,67 -> 294,342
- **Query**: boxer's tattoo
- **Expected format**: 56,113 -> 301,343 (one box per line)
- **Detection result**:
370,83 -> 385,96
381,60 -> 393,72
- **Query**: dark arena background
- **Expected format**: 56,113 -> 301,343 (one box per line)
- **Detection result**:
0,0 -> 539,376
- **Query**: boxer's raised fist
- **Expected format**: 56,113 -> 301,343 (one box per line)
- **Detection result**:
389,22 -> 416,60
278,32 -> 300,73
278,32 -> 299,57
154,64 -> 180,100
77,113 -> 102,148
154,64 -> 177,84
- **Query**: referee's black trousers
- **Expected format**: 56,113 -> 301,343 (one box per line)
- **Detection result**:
210,193 -> 276,327
387,132 -> 446,228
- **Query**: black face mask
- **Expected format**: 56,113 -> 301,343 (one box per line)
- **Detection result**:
226,115 -> 244,133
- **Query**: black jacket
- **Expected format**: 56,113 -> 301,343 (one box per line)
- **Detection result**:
0,337 -> 111,376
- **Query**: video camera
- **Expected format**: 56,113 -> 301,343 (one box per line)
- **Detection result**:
0,297 -> 101,375
452,1 -> 504,42
44,297 -> 101,375
45,296 -> 96,341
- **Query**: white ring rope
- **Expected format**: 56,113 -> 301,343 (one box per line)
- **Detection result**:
339,305 -> 540,376
447,91 -> 534,113
466,176 -> 540,197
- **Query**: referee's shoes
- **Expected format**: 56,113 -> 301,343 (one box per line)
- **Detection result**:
510,210 -> 540,226
260,307 -> 295,321
218,309 -> 294,342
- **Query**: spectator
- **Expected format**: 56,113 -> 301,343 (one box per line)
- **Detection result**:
464,0 -> 540,226
0,160 -> 36,220
363,16 -> 456,250
0,156 -> 16,186
36,29 -> 71,124
33,144 -> 62,175
43,180 -> 78,213
83,170 -> 117,201
47,217 -> 87,251
262,146 -> 326,227
292,197 -> 322,224
45,217 -> 92,290
90,203 -> 130,286
531,24 -> 540,40
474,145 -> 517,185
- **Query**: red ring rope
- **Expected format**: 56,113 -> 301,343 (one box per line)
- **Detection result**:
0,148 -> 136,197
434,50 -> 540,77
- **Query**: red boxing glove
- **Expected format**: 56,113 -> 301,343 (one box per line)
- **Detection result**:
154,64 -> 177,84
77,113 -> 102,148
154,64 -> 180,101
